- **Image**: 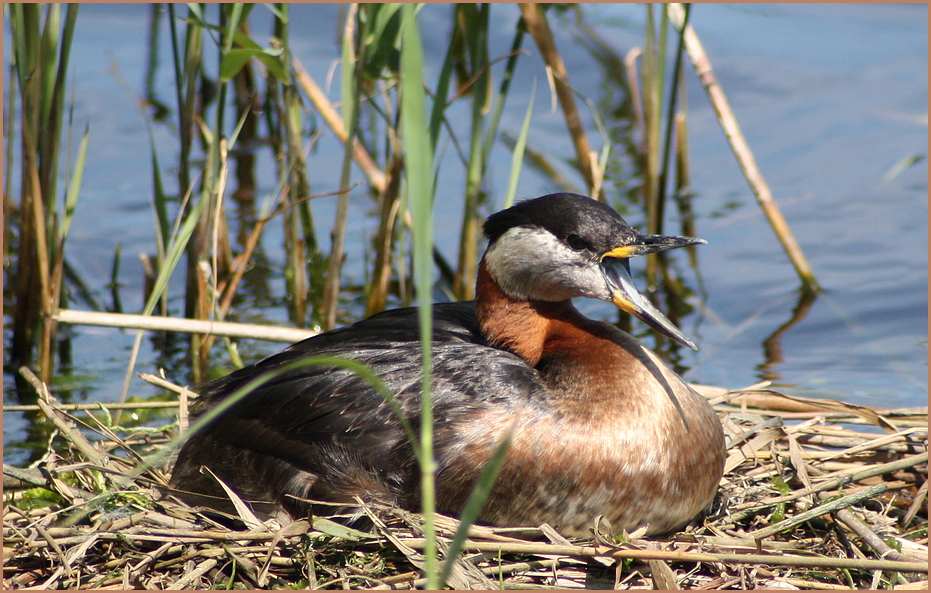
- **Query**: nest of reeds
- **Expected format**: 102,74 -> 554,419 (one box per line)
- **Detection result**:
4,368 -> 927,590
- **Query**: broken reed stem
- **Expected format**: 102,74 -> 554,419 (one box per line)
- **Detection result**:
165,558 -> 218,590
666,3 -> 820,293
365,156 -> 404,316
746,482 -> 887,539
832,501 -> 923,564
396,538 -> 928,573
20,368 -> 104,467
804,461 -> 927,564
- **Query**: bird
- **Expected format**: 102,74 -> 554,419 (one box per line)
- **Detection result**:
169,192 -> 726,537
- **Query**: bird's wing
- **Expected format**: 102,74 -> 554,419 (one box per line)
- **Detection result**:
184,302 -> 543,483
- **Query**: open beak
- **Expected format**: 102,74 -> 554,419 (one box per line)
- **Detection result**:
601,234 -> 705,350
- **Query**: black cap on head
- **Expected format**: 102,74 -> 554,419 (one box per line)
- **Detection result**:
483,193 -> 639,256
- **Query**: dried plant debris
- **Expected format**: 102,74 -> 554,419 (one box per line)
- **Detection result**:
4,376 -> 927,590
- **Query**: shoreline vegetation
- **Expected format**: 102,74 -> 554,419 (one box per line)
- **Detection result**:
4,365 -> 927,589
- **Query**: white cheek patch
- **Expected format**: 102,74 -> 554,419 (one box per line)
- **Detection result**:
484,227 -> 611,302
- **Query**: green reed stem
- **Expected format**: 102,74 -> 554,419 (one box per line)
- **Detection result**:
643,4 -> 661,235
655,3 -> 690,235
321,4 -> 360,331
455,3 -> 491,301
7,3 -> 81,384
481,21 -> 526,167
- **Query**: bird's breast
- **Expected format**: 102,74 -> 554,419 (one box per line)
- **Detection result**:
434,325 -> 725,536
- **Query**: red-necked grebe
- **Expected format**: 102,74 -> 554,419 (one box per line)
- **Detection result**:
169,192 -> 726,536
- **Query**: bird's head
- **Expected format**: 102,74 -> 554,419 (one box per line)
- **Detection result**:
482,193 -> 704,349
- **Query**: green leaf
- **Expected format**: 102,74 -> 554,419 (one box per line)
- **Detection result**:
218,47 -> 288,83
312,516 -> 378,541
504,78 -> 535,209
59,123 -> 89,241
359,3 -> 403,78
16,487 -> 66,510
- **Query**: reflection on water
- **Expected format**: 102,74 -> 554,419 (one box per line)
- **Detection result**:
758,289 -> 819,385
3,4 -> 927,464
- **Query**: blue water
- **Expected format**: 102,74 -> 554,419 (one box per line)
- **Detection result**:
4,4 -> 927,463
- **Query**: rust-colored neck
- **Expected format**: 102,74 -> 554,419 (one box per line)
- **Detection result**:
475,257 -> 675,410
476,259 -> 562,366
475,258 -> 611,365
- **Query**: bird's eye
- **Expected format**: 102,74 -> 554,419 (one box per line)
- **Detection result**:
565,233 -> 588,251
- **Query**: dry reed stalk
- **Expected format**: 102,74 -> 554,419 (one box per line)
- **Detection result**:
666,3 -> 820,292
624,48 -> 645,141
4,369 -> 926,590
698,383 -> 926,428
53,309 -> 315,343
165,558 -> 218,590
366,155 -> 404,316
903,479 -> 928,527
396,537 -> 927,573
291,57 -> 387,194
3,402 -> 178,412
20,130 -> 54,383
518,3 -> 596,195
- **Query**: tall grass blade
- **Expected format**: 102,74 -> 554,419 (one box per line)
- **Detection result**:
400,4 -> 440,588
49,119 -> 89,350
503,78 -> 536,209
4,60 -> 15,254
117,173 -> 209,414
147,129 -> 171,268
481,23 -> 526,165
642,3 -> 660,235
58,124 -> 88,244
427,13 -> 456,155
